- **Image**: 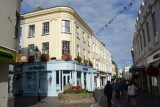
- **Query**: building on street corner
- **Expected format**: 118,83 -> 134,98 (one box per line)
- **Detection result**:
130,0 -> 160,95
15,6 -> 112,96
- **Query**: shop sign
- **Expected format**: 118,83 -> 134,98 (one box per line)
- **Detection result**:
153,53 -> 160,59
83,67 -> 88,71
28,65 -> 45,70
147,50 -> 160,64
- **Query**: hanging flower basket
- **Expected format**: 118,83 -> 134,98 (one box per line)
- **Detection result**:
40,54 -> 50,62
77,55 -> 82,63
61,53 -> 72,61
28,55 -> 34,63
146,65 -> 159,77
83,59 -> 88,65
89,60 -> 93,67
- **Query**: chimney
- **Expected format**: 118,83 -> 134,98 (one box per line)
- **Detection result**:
35,5 -> 44,11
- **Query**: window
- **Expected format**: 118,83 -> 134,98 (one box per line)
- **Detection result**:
76,26 -> 80,38
15,11 -> 20,38
28,44 -> 34,55
42,42 -> 49,54
77,45 -> 80,56
88,36 -> 90,46
147,22 -> 150,42
29,25 -> 35,37
140,35 -> 143,51
62,41 -> 70,54
152,12 -> 157,34
83,49 -> 86,59
43,22 -> 49,35
83,32 -> 85,43
143,29 -> 146,47
62,20 -> 70,33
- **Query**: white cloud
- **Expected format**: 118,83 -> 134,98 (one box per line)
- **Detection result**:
21,0 -> 143,69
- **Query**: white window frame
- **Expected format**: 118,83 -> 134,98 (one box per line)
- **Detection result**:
43,22 -> 49,35
29,25 -> 35,37
28,44 -> 34,55
62,20 -> 70,33
42,42 -> 49,54
62,41 -> 70,54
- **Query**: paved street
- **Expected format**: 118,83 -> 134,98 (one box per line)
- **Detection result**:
93,89 -> 160,107
14,89 -> 160,107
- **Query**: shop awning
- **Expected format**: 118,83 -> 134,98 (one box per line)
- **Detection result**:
0,48 -> 16,63
129,66 -> 145,73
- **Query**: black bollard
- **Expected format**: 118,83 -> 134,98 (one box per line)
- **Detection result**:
38,88 -> 41,101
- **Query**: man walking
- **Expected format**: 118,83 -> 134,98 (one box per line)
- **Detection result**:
104,81 -> 113,107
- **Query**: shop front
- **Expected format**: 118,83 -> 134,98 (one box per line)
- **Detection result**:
147,50 -> 160,95
21,60 -> 95,96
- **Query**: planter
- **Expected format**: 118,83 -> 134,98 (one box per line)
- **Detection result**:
58,92 -> 94,100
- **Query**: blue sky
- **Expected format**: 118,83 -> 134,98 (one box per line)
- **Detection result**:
21,0 -> 143,70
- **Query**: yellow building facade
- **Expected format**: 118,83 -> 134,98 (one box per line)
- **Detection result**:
21,6 -> 92,63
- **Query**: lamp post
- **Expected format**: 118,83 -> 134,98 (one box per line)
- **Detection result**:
34,47 -> 41,101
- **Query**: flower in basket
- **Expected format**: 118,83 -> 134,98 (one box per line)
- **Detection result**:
89,60 -> 93,67
77,55 -> 82,63
61,53 -> 72,61
83,59 -> 88,65
28,55 -> 34,63
40,54 -> 50,62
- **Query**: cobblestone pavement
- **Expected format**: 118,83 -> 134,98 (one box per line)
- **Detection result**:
93,89 -> 160,107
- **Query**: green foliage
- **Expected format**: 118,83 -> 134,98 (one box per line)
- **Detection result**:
64,90 -> 88,94
89,60 -> 93,67
77,55 -> 82,63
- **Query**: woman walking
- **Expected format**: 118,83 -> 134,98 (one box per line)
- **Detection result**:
127,81 -> 137,107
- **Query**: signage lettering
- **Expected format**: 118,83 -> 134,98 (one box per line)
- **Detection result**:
28,65 -> 45,70
83,67 -> 88,71
153,53 -> 160,60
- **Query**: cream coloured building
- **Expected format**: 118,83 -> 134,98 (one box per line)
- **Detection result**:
92,36 -> 108,89
0,0 -> 22,107
19,6 -> 110,95
21,6 -> 92,62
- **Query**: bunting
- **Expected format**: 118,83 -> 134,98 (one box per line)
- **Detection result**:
95,0 -> 136,35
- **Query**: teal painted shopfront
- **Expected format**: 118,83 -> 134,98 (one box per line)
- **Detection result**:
20,60 -> 96,96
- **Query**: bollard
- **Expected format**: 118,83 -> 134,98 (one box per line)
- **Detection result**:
38,88 -> 41,101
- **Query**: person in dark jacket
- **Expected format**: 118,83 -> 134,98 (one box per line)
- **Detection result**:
104,81 -> 113,107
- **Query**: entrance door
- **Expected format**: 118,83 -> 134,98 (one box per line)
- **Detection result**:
62,73 -> 70,91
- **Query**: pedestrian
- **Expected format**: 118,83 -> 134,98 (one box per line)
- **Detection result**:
104,81 -> 113,107
120,80 -> 124,96
127,81 -> 137,107
115,79 -> 121,99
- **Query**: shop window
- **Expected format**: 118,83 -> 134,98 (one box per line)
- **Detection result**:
56,71 -> 59,92
26,73 -> 36,93
77,72 -> 81,86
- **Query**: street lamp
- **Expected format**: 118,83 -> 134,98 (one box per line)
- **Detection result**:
34,47 -> 41,101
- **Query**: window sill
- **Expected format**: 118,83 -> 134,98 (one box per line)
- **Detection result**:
61,32 -> 71,34
77,37 -> 80,40
42,33 -> 49,36
28,36 -> 35,38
